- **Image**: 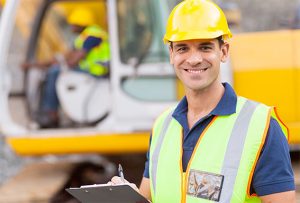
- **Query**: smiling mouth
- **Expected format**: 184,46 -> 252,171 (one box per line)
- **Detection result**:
185,68 -> 208,73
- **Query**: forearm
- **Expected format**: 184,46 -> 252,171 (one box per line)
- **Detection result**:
34,60 -> 55,68
139,177 -> 152,201
65,50 -> 86,67
25,58 -> 56,69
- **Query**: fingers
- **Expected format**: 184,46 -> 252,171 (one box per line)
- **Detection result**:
21,61 -> 36,70
110,176 -> 139,192
21,62 -> 31,70
107,181 -> 114,185
111,176 -> 128,184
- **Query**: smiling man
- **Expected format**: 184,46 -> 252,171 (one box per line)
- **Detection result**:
111,0 -> 296,202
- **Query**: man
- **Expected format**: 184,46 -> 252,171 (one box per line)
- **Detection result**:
112,0 -> 296,202
23,8 -> 110,128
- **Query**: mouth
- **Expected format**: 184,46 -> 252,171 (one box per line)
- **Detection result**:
184,68 -> 209,74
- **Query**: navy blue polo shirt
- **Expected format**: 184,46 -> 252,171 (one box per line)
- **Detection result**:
143,83 -> 295,196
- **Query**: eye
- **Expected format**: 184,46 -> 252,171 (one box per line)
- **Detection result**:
200,46 -> 213,51
176,46 -> 188,53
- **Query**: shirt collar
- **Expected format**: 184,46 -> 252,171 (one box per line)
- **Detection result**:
172,83 -> 237,120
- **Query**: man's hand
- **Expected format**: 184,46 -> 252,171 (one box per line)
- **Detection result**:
109,176 -> 152,202
21,62 -> 33,70
109,176 -> 139,192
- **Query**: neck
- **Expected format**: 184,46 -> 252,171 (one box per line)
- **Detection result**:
185,82 -> 225,128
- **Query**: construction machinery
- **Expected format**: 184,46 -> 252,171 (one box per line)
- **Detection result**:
0,0 -> 180,201
0,0 -> 181,155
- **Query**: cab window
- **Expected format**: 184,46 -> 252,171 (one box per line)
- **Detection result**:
117,0 -> 168,64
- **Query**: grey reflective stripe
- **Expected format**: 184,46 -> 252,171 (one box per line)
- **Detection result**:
151,110 -> 174,195
219,100 -> 259,203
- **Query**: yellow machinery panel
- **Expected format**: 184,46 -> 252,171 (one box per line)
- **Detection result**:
231,30 -> 300,144
7,132 -> 150,156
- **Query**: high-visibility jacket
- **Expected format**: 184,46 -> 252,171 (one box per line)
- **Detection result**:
149,96 -> 288,203
74,25 -> 110,76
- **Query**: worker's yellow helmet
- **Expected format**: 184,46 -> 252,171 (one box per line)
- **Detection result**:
67,8 -> 96,27
0,0 -> 5,6
163,0 -> 232,43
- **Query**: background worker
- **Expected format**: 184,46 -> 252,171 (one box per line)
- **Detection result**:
22,8 -> 110,128
111,0 -> 296,202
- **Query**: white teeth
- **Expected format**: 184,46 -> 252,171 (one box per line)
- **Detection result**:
187,69 -> 206,73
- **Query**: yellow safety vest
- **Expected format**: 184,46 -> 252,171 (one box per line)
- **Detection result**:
74,25 -> 110,76
149,96 -> 288,203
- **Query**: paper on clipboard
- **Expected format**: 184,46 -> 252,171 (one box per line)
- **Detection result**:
66,184 -> 149,203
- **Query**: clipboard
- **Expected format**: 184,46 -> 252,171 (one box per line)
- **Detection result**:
66,184 -> 149,203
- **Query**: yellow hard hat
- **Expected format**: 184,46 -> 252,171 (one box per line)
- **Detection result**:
164,0 -> 232,43
67,8 -> 96,27
0,0 -> 5,6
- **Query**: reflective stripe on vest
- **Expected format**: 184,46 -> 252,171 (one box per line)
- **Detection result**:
151,109 -> 174,195
149,97 -> 288,203
74,25 -> 110,76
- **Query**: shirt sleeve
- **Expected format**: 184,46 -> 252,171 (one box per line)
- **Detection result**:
143,134 -> 152,178
82,36 -> 102,52
251,118 -> 295,196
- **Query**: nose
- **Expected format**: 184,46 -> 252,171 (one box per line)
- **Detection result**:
186,50 -> 203,66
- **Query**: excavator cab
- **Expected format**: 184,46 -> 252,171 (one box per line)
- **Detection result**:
26,1 -> 112,126
22,0 -> 176,128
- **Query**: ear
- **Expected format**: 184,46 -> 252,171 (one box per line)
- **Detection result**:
220,42 -> 229,63
169,46 -> 174,65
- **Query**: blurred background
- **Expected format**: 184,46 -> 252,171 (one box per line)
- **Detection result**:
218,0 -> 300,31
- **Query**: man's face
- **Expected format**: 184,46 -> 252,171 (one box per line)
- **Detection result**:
169,38 -> 229,93
70,24 -> 86,34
